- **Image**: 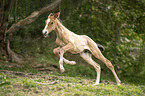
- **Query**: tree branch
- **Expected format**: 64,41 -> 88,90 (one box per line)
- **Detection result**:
6,0 -> 61,34
4,0 -> 61,63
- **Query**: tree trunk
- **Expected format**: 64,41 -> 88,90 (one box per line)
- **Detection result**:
0,0 -> 61,63
0,0 -> 14,58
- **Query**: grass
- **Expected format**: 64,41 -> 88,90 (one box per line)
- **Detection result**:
0,53 -> 145,96
0,71 -> 144,96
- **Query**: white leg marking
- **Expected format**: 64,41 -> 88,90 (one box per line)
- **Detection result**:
59,56 -> 65,73
60,64 -> 65,73
63,58 -> 76,65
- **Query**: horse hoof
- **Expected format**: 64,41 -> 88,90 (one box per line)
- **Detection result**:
92,83 -> 99,86
117,80 -> 121,85
60,65 -> 65,73
60,68 -> 65,73
117,83 -> 121,85
70,61 -> 76,65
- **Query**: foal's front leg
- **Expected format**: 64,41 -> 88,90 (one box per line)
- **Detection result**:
59,43 -> 74,72
53,47 -> 76,65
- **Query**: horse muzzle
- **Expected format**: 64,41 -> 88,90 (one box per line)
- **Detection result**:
43,31 -> 49,38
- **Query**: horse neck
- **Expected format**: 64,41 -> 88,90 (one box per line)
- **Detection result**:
54,19 -> 71,36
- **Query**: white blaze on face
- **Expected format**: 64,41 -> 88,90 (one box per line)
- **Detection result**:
43,18 -> 50,34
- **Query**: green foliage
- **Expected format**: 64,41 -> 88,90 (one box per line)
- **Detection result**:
0,74 -> 11,87
60,0 -> 145,80
6,0 -> 145,86
2,1 -> 145,95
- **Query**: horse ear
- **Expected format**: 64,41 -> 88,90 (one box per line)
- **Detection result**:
54,12 -> 60,19
48,13 -> 52,18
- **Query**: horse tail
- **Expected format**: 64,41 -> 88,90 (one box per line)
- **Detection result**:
97,43 -> 105,52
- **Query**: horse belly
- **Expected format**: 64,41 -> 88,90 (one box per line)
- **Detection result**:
73,37 -> 89,53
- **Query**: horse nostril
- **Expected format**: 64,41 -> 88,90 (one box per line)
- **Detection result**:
43,31 -> 48,37
44,31 -> 47,35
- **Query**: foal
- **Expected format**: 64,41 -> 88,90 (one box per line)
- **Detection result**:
42,12 -> 121,85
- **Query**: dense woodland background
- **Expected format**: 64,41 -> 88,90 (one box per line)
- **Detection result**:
0,0 -> 145,85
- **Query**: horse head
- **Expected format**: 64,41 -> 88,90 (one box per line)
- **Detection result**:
42,12 -> 60,37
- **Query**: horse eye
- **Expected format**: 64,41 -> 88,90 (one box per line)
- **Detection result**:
51,22 -> 53,25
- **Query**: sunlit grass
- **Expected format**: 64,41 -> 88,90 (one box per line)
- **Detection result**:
0,72 -> 144,96
0,53 -> 145,96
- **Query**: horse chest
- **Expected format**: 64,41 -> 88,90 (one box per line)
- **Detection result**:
56,37 -> 67,46
56,32 -> 70,46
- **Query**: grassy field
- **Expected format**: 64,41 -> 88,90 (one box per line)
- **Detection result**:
0,59 -> 145,96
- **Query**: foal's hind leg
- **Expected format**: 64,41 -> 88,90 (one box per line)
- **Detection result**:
91,50 -> 121,85
80,52 -> 101,85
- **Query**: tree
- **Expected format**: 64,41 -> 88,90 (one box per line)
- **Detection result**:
0,0 -> 14,59
0,0 -> 61,63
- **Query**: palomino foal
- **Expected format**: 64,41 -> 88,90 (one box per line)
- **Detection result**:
42,12 -> 121,85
